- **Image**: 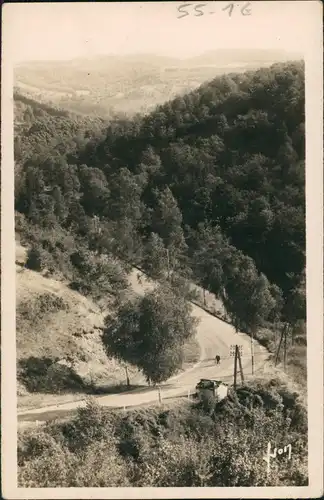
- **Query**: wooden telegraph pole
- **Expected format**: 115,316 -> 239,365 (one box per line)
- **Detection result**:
237,345 -> 245,384
166,248 -> 170,280
251,333 -> 255,375
158,386 -> 162,405
283,324 -> 289,372
275,324 -> 286,366
124,365 -> 130,387
233,345 -> 238,390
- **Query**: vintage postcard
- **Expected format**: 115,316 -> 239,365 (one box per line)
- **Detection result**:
1,1 -> 323,498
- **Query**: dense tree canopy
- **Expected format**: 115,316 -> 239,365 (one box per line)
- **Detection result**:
102,285 -> 198,383
14,91 -> 107,166
16,60 -> 308,490
15,60 -> 305,335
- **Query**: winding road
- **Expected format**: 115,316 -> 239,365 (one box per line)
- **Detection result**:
18,269 -> 269,426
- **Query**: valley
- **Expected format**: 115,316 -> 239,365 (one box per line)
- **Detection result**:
14,53 -> 307,488
14,49 -> 295,117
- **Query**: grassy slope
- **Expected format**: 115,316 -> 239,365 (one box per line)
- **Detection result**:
16,243 -> 200,410
16,243 -> 144,409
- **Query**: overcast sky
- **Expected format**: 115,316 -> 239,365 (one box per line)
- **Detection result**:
3,1 -> 320,63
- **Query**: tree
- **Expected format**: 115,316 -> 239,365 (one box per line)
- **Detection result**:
78,164 -> 110,215
191,223 -> 229,298
138,146 -> 162,177
281,271 -> 306,346
141,232 -> 168,279
285,287 -> 305,326
52,186 -> 68,223
223,253 -> 280,333
107,167 -> 146,227
65,198 -> 89,234
152,187 -> 188,277
109,218 -> 144,264
70,250 -> 129,301
152,187 -> 185,248
26,245 -> 43,271
223,253 -> 282,374
102,284 -> 199,384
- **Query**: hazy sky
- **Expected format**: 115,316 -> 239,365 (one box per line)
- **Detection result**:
3,1 -> 320,63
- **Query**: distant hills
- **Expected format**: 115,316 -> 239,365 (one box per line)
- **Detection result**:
184,48 -> 300,66
14,49 -> 301,117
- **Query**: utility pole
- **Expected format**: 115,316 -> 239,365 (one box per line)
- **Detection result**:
237,345 -> 245,384
158,386 -> 162,405
275,324 -> 286,366
233,344 -> 238,390
251,332 -> 255,376
166,248 -> 170,280
283,324 -> 288,372
124,365 -> 130,387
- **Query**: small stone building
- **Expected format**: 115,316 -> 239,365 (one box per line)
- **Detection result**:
195,379 -> 229,402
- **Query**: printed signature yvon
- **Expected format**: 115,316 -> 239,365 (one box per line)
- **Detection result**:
263,442 -> 292,475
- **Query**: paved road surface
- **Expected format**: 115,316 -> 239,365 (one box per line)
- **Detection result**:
18,270 -> 269,425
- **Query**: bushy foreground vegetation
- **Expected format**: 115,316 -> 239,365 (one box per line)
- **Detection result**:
18,379 -> 308,487
16,228 -> 201,398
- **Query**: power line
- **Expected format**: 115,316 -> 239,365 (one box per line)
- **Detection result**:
201,352 -> 273,361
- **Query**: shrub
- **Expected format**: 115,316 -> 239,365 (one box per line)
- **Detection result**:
61,398 -> 118,451
17,380 -> 308,487
18,429 -> 77,487
69,439 -> 131,487
18,428 -> 62,466
135,435 -> 217,486
17,356 -> 86,393
18,401 -> 130,487
69,252 -> 129,301
20,224 -> 78,279
25,245 -> 45,271
15,211 -> 28,234
116,408 -> 163,463
17,292 -> 68,323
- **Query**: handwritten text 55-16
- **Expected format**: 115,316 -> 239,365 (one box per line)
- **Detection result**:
177,2 -> 252,19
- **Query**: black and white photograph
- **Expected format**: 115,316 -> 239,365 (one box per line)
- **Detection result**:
1,1 -> 323,498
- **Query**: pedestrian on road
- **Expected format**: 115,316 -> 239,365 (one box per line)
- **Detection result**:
215,355 -> 221,365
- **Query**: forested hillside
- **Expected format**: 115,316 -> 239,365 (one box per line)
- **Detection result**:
79,60 -> 305,295
14,92 -> 108,164
15,61 -> 306,370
